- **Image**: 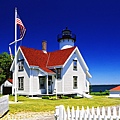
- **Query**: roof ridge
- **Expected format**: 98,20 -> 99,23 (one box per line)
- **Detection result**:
20,46 -> 76,53
49,46 -> 76,53
46,52 -> 51,67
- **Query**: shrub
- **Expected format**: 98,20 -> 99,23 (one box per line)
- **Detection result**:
90,91 -> 109,96
42,96 -> 49,99
49,96 -> 57,100
61,95 -> 69,99
73,96 -> 81,99
105,90 -> 109,95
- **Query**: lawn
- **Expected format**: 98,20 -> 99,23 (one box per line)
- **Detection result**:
9,95 -> 120,114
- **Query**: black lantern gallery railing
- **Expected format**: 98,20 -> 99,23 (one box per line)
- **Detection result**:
57,27 -> 76,42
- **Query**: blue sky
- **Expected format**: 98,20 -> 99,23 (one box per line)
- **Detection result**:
0,0 -> 120,85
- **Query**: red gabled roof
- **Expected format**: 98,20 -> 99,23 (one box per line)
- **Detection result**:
47,46 -> 76,67
20,46 -> 76,73
8,79 -> 13,84
110,86 -> 120,91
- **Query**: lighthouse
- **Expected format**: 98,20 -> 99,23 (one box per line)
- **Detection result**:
57,27 -> 76,50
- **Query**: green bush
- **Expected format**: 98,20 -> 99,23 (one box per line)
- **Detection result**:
90,91 -> 109,96
61,95 -> 69,99
42,96 -> 49,99
105,90 -> 109,95
49,96 -> 57,100
73,96 -> 81,99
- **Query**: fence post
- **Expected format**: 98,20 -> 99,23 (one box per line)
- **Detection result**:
91,106 -> 95,116
84,112 -> 87,120
55,105 -> 120,120
0,95 -> 9,118
88,114 -> 92,120
104,115 -> 107,120
79,109 -> 82,120
101,106 -> 105,117
54,106 -> 59,120
67,106 -> 71,120
118,107 -> 120,116
81,106 -> 84,116
107,107 -> 111,116
98,115 -> 101,120
113,106 -> 117,117
63,105 -> 66,120
71,106 -> 75,120
96,107 -> 100,116
116,116 -> 119,120
110,116 -> 113,120
75,106 -> 79,120
86,106 -> 90,117
59,105 -> 64,120
93,114 -> 96,120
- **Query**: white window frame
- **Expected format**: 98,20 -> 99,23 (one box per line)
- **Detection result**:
73,60 -> 77,71
39,77 -> 45,89
18,77 -> 24,90
73,76 -> 77,89
57,68 -> 61,79
18,60 -> 24,71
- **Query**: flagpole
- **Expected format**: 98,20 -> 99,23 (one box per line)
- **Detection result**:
14,7 -> 17,102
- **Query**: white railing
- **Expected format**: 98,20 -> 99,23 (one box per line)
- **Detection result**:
0,95 -> 9,117
55,105 -> 120,120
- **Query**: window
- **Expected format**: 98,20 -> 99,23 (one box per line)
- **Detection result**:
39,76 -> 45,89
73,60 -> 77,71
57,68 -> 61,79
18,59 -> 24,71
18,77 -> 24,90
73,76 -> 77,89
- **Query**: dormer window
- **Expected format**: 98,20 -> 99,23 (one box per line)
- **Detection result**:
18,59 -> 24,71
73,60 -> 77,71
57,68 -> 61,79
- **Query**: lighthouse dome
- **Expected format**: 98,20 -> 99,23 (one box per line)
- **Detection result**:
57,27 -> 76,50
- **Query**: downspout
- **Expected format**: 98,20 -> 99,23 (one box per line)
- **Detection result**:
46,74 -> 48,95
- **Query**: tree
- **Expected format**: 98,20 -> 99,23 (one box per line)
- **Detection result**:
0,52 -> 13,85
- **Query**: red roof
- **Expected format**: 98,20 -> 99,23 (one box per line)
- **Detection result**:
8,79 -> 13,84
110,86 -> 120,91
20,46 -> 76,73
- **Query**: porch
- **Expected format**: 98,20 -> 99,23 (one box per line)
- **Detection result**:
39,75 -> 57,95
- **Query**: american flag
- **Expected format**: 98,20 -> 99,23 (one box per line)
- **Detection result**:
16,14 -> 26,39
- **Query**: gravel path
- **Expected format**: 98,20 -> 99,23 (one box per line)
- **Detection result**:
2,112 -> 55,120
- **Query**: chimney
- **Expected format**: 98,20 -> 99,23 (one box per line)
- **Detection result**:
42,40 -> 47,53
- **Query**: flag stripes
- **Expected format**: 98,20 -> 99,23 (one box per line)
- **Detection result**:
16,15 -> 26,39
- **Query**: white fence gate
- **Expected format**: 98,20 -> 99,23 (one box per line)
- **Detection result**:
55,105 -> 120,120
0,95 -> 9,117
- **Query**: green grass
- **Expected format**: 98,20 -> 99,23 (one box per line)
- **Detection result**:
8,95 -> 120,114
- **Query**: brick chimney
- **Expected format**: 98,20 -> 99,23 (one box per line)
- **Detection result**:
42,40 -> 47,53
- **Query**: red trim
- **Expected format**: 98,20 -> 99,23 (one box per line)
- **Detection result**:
8,79 -> 13,84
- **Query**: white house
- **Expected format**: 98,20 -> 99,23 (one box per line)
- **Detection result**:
10,27 -> 92,96
109,86 -> 120,98
0,79 -> 13,95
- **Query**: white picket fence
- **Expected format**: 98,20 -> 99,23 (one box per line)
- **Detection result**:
54,105 -> 120,120
0,95 -> 9,117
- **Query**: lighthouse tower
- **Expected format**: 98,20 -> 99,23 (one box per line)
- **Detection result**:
57,27 -> 76,50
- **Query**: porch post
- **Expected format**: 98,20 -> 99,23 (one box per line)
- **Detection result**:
29,68 -> 33,97
46,75 -> 48,94
56,78 -> 57,99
